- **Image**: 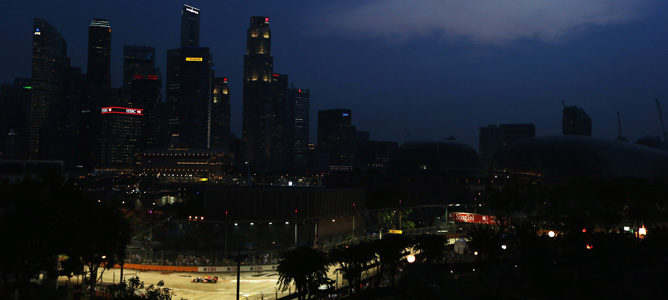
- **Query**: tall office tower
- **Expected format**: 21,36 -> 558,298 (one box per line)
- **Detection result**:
211,77 -> 231,151
27,19 -> 68,159
181,4 -> 200,48
286,87 -> 310,171
123,46 -> 157,88
500,123 -> 535,145
479,125 -> 504,167
242,16 -> 274,170
0,79 -> 31,158
98,104 -> 142,169
123,45 -> 162,150
166,48 -> 212,149
563,105 -> 592,136
269,73 -> 289,171
87,19 -> 111,88
318,109 -> 354,172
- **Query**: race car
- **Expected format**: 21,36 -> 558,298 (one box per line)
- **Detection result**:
192,276 -> 219,283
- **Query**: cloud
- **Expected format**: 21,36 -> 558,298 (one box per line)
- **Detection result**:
319,0 -> 652,44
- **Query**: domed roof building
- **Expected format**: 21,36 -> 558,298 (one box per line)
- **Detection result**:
491,136 -> 668,182
392,141 -> 483,176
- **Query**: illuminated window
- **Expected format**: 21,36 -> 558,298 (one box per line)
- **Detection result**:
251,30 -> 259,38
223,88 -> 229,95
263,32 -> 270,39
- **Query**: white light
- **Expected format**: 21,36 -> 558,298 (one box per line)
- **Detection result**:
548,231 -> 556,238
639,226 -> 647,236
331,219 -> 335,222
288,181 -> 293,186
268,222 -> 272,225
234,223 -> 238,226
285,221 -> 289,225
406,255 -> 416,263
501,244 -> 507,250
250,222 -> 254,226
623,226 -> 630,232
474,251 -> 478,256
101,255 -> 106,259
472,268 -> 476,272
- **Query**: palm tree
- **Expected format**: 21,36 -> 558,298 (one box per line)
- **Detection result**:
329,241 -> 376,293
412,234 -> 448,264
373,235 -> 409,287
277,246 -> 329,300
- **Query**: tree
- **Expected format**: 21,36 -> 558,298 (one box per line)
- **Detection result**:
372,235 -> 409,287
412,234 -> 448,264
277,246 -> 329,300
329,241 -> 376,293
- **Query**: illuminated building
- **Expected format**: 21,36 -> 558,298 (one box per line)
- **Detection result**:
166,5 -> 212,149
27,18 -> 68,159
242,16 -> 274,170
138,149 -> 234,182
97,105 -> 142,171
0,79 -> 31,158
286,87 -> 310,171
122,46 -> 157,88
87,19 -> 111,88
318,109 -> 354,172
181,4 -> 200,48
211,77 -> 231,151
563,105 -> 592,136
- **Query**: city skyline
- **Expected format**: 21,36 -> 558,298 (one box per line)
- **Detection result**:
2,1 -> 668,148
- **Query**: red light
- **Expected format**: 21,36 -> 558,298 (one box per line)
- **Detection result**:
294,209 -> 298,214
133,74 -> 143,80
225,210 -> 228,215
298,89 -> 302,93
272,74 -> 279,77
352,202 -> 356,208
265,17 -> 269,22
582,228 -> 587,233
223,77 -> 228,82
147,75 -> 158,80
101,106 -> 144,116
586,244 -> 593,250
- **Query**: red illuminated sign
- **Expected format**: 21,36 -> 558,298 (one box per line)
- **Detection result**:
147,75 -> 158,80
448,212 -> 497,225
272,74 -> 279,77
101,107 -> 143,116
133,74 -> 143,80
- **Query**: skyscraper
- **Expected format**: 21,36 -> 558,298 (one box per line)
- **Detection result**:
286,87 -> 310,171
167,5 -> 212,149
269,73 -> 289,171
87,19 -> 111,88
242,16 -> 274,169
318,109 -> 354,172
166,48 -> 213,149
98,105 -> 142,169
563,105 -> 592,136
123,46 -> 157,88
211,77 -> 231,151
181,4 -> 200,48
27,18 -> 68,159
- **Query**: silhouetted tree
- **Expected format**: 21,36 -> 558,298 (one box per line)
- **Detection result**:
329,241 -> 376,293
373,235 -> 409,287
277,246 -> 329,300
412,234 -> 448,264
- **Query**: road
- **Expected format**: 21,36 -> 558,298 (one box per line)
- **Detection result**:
60,268 -> 295,300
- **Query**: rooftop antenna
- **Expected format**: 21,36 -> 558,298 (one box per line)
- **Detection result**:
616,111 -> 627,142
655,99 -> 668,146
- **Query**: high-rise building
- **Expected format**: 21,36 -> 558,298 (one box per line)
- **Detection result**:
87,19 -> 111,88
123,46 -> 157,88
166,47 -> 213,149
500,123 -> 535,145
318,109 -> 354,172
286,87 -> 310,171
563,105 -> 592,136
269,73 -> 289,171
98,104 -> 142,170
181,4 -> 200,48
0,79 -> 31,158
479,125 -> 504,167
211,77 -> 231,151
242,16 -> 274,170
27,19 -> 68,159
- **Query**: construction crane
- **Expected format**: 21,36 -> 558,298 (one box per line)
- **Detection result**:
656,99 -> 668,146
616,111 -> 627,142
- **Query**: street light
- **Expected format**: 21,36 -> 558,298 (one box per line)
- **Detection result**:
501,244 -> 507,250
406,255 -> 416,263
548,231 -> 556,238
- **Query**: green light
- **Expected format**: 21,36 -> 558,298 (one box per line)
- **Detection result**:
23,86 -> 31,90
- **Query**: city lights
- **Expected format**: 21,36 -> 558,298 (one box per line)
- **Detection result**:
548,231 -> 556,238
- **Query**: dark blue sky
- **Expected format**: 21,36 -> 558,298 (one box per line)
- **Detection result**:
2,0 -> 668,149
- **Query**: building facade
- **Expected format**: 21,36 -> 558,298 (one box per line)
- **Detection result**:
563,105 -> 592,136
180,4 -> 200,48
87,19 -> 111,88
211,77 -> 231,151
318,109 -> 354,172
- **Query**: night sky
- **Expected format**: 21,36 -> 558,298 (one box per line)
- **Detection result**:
2,0 -> 668,149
